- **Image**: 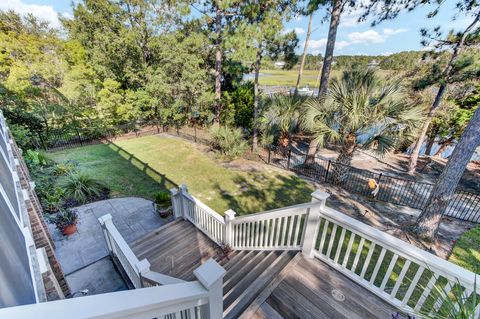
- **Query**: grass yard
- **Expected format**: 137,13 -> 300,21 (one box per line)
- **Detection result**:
49,135 -> 313,215
257,69 -> 392,87
449,226 -> 480,273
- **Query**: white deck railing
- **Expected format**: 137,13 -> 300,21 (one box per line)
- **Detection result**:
171,186 -> 480,317
229,202 -> 317,250
0,276 -> 220,319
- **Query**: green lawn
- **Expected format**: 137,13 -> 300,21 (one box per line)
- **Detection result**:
449,226 -> 480,273
49,135 -> 313,215
257,69 -> 392,87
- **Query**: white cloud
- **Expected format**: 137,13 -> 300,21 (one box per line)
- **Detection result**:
308,38 -> 351,52
283,27 -> 305,35
347,30 -> 385,44
383,28 -> 407,36
0,0 -> 68,29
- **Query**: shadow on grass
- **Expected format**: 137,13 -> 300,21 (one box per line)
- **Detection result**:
106,142 -> 178,196
212,172 -> 313,216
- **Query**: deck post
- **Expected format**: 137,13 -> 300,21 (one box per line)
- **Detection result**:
135,259 -> 151,288
193,259 -> 226,319
302,190 -> 330,258
179,184 -> 188,219
98,214 -> 114,255
224,209 -> 236,247
170,187 -> 182,219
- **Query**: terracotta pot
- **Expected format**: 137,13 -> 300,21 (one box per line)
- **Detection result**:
62,224 -> 77,236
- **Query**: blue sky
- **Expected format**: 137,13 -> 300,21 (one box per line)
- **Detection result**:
1,0 -> 475,56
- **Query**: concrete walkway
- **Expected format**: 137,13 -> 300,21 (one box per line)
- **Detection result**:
48,197 -> 173,275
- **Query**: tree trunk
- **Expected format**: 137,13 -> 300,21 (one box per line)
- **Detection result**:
413,107 -> 480,239
317,0 -> 342,98
331,134 -> 356,183
407,14 -> 478,174
213,8 -> 223,123
433,136 -> 454,158
294,14 -> 313,94
252,49 -> 262,152
304,139 -> 318,165
407,85 -> 445,174
425,136 -> 435,156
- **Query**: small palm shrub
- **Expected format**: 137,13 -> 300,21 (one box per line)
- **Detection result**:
209,125 -> 248,159
154,191 -> 171,207
61,172 -> 109,204
54,160 -> 78,176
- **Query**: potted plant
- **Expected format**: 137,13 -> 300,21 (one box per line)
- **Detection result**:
55,209 -> 79,236
153,191 -> 172,218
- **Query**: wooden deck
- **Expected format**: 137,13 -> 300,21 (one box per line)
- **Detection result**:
131,219 -> 228,281
251,256 -> 398,319
131,219 -> 399,318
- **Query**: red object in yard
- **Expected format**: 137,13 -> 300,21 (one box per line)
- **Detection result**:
62,224 -> 77,236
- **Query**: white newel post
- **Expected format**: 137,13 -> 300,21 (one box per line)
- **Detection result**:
98,214 -> 114,255
179,184 -> 188,219
170,187 -> 182,219
135,259 -> 151,288
193,259 -> 226,319
302,190 -> 330,258
224,209 -> 236,247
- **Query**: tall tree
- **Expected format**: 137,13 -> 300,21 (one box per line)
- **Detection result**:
407,13 -> 480,174
294,13 -> 314,93
234,0 -> 299,152
413,106 -> 480,239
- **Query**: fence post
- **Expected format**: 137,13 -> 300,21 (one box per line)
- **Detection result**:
194,126 -> 197,143
224,209 -> 236,247
267,147 -> 271,164
287,149 -> 292,169
194,259 -> 226,319
325,160 -> 331,182
302,190 -> 330,258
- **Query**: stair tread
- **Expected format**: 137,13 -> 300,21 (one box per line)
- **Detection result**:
252,302 -> 284,319
224,250 -> 295,319
223,251 -> 267,291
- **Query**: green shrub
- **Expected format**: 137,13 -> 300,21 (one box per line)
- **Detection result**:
154,191 -> 171,206
24,150 -> 51,168
54,160 -> 78,176
209,125 -> 248,159
61,172 -> 109,204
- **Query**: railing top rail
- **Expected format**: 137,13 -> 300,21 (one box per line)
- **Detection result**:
182,191 -> 225,224
101,216 -> 141,266
321,206 -> 479,291
0,282 -> 209,319
232,201 -> 320,224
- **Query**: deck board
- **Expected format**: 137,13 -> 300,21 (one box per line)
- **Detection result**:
263,256 -> 398,319
131,219 -> 224,281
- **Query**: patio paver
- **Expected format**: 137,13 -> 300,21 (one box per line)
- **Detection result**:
48,197 -> 173,275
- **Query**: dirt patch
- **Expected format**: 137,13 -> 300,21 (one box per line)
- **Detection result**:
317,183 -> 476,259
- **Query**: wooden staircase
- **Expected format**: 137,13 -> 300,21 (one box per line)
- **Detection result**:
130,220 -> 298,318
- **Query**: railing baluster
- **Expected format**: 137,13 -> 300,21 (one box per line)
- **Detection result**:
326,224 -> 338,258
390,260 -> 411,299
293,215 -> 302,246
269,219 -> 276,247
275,218 -> 282,246
318,219 -> 330,254
342,232 -> 356,268
360,242 -> 375,279
351,237 -> 365,273
414,274 -> 437,312
286,215 -> 295,246
401,266 -> 425,307
380,254 -> 399,291
369,247 -> 386,286
334,228 -> 346,263
281,216 -> 288,246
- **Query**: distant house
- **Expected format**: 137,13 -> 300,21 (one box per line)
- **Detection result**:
368,59 -> 379,69
274,61 -> 285,69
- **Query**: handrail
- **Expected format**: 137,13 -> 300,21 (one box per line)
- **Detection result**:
231,202 -> 321,224
0,282 -> 209,319
183,191 -> 225,224
320,205 -> 478,289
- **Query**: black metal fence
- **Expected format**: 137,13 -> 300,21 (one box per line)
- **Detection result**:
263,146 -> 480,223
35,122 -> 480,223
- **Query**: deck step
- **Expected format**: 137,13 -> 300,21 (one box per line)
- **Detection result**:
251,302 -> 284,319
223,250 -> 296,319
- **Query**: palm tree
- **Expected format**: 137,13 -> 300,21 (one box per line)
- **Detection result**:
259,94 -> 307,148
302,69 -> 424,182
